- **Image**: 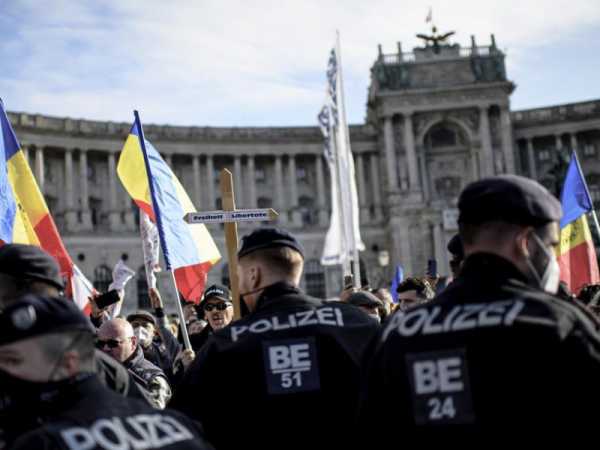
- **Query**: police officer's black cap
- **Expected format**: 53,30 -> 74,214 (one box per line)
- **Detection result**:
458,175 -> 562,227
202,284 -> 232,302
347,291 -> 383,308
0,295 -> 94,346
238,227 -> 305,259
0,243 -> 64,290
447,234 -> 464,259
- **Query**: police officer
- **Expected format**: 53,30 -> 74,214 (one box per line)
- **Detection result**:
358,175 -> 600,444
0,243 -> 65,309
0,295 -> 213,450
171,227 -> 380,449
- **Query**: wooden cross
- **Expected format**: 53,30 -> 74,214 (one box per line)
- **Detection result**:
184,169 -> 278,319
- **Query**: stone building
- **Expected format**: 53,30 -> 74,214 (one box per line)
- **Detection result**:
7,32 -> 600,314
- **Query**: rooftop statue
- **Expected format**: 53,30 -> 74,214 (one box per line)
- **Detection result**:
416,26 -> 456,54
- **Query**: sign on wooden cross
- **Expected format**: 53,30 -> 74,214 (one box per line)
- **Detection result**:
184,169 -> 278,319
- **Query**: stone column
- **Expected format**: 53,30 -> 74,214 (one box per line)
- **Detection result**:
383,117 -> 398,192
500,106 -> 515,173
165,154 -> 173,167
315,154 -> 328,226
479,105 -> 495,177
418,152 -> 430,201
570,133 -> 578,151
526,138 -> 537,179
23,146 -> 30,165
107,152 -> 122,231
192,155 -> 201,207
389,216 -> 412,276
247,155 -> 257,208
555,134 -> 563,151
35,146 -> 45,193
79,149 -> 92,230
233,155 -> 242,202
433,221 -> 447,277
64,149 -> 78,231
355,153 -> 368,223
403,112 -> 420,192
288,155 -> 301,226
274,155 -> 286,224
370,153 -> 383,221
206,155 -> 215,209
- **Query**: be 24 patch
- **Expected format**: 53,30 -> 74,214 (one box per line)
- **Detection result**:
406,348 -> 475,425
262,337 -> 320,395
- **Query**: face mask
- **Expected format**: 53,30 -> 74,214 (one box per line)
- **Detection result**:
133,327 -> 152,347
368,313 -> 381,323
526,233 -> 561,295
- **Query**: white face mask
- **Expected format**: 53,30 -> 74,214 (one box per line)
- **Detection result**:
527,233 -> 561,295
133,326 -> 152,347
368,313 -> 381,323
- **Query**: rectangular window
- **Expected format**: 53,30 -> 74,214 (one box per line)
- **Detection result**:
584,144 -> 596,157
538,150 -> 551,162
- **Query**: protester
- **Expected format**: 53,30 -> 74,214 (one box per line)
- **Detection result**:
0,243 -> 64,310
0,295 -> 213,450
97,318 -> 172,408
395,277 -> 435,311
358,174 -> 600,444
370,287 -> 394,321
126,288 -> 181,381
171,227 -> 380,449
347,290 -> 384,322
187,284 -> 234,351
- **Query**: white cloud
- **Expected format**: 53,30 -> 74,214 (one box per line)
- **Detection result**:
1,0 -> 599,125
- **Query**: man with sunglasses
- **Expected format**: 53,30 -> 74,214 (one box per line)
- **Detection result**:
0,295 -> 213,450
97,318 -> 171,409
187,284 -> 234,353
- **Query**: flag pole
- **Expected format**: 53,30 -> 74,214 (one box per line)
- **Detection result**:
170,271 -> 192,351
134,110 -> 192,351
335,31 -> 362,289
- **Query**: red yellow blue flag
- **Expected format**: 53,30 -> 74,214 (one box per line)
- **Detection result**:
556,152 -> 599,294
117,112 -> 220,302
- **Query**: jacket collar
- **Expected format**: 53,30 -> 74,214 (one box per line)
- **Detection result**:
253,281 -> 319,313
123,344 -> 144,369
460,252 -> 529,286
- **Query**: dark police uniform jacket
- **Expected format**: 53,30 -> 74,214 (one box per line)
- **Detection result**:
170,282 -> 380,450
11,375 -> 213,450
358,253 -> 600,445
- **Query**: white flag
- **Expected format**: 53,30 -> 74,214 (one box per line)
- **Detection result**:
71,264 -> 95,311
140,210 -> 161,289
107,259 -> 136,317
318,43 -> 364,267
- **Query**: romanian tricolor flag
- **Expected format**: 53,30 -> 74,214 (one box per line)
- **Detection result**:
0,100 -> 79,298
117,112 -> 221,302
556,152 -> 600,294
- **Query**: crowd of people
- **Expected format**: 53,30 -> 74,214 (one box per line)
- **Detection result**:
2,174 -> 600,449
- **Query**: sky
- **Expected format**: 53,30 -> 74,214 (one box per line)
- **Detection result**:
1,0 -> 600,127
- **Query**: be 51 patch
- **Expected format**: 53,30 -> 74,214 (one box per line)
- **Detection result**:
262,337 -> 320,395
406,348 -> 475,425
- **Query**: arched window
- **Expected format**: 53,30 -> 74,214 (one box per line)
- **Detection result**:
221,264 -> 230,288
304,259 -> 326,299
430,125 -> 457,147
299,196 -> 315,226
137,266 -> 150,309
93,264 -> 113,293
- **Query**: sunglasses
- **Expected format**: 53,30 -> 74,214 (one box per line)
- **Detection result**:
203,302 -> 232,312
95,338 -> 128,349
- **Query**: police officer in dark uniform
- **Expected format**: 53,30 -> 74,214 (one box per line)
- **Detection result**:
0,295 -> 213,450
358,175 -> 600,445
171,228 -> 380,449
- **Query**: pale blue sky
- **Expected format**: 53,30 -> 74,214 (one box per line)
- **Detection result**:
1,0 -> 599,126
